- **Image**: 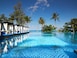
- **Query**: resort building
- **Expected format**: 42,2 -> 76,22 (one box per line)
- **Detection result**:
64,19 -> 77,32
0,22 -> 29,36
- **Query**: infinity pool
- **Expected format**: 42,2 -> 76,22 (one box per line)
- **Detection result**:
0,31 -> 77,58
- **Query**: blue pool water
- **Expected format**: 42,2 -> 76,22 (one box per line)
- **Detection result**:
0,31 -> 77,58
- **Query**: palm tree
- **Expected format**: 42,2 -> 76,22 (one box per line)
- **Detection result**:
39,17 -> 45,27
10,2 -> 25,25
0,14 -> 7,22
71,18 -> 77,33
24,16 -> 31,26
51,12 -> 59,27
9,14 -> 15,23
0,14 -> 8,31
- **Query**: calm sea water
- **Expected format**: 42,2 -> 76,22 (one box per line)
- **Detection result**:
0,31 -> 77,58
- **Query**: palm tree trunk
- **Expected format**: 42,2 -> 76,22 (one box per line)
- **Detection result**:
72,24 -> 75,34
54,20 -> 57,31
42,24 -> 44,27
73,25 -> 75,34
54,19 -> 57,27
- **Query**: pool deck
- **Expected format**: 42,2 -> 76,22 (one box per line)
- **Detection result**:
0,32 -> 29,39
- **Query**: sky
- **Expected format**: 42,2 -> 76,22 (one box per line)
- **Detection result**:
0,0 -> 77,30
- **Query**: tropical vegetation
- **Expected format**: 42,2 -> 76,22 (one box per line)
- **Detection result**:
63,18 -> 77,33
0,2 -> 31,27
38,17 -> 56,32
0,14 -> 8,22
39,17 -> 45,27
0,2 -> 77,33
38,12 -> 59,33
51,12 -> 59,27
42,25 -> 56,32
24,16 -> 31,26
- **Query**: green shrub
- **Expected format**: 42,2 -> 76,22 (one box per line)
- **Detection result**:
42,25 -> 56,32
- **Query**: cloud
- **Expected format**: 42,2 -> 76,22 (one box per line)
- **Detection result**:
35,0 -> 50,6
28,5 -> 39,12
28,0 -> 50,15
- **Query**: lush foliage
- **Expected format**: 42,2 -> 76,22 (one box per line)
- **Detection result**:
24,16 -> 31,24
0,14 -> 8,22
0,2 -> 31,26
38,16 -> 56,32
10,2 -> 26,25
63,18 -> 77,32
51,12 -> 59,27
51,13 -> 59,21
42,25 -> 56,32
39,17 -> 45,26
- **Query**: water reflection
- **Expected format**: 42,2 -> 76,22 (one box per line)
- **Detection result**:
63,32 -> 77,44
41,32 -> 77,45
42,32 -> 56,37
0,33 -> 29,56
3,41 -> 8,53
70,33 -> 77,44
